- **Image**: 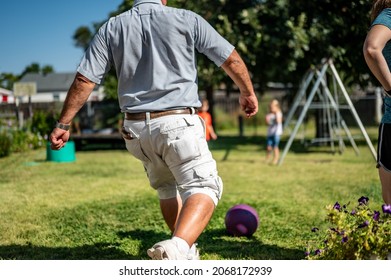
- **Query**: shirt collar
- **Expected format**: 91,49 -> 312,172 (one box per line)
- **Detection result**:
133,0 -> 162,7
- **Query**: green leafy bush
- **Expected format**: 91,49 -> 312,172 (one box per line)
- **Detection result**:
0,132 -> 12,158
306,197 -> 391,260
10,130 -> 45,153
31,110 -> 56,138
0,129 -> 45,157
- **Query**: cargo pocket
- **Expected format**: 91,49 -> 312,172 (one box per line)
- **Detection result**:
193,164 -> 223,200
122,127 -> 149,163
161,118 -> 201,165
124,138 -> 150,163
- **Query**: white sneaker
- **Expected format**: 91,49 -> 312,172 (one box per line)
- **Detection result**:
147,240 -> 200,260
190,248 -> 200,260
189,243 -> 200,260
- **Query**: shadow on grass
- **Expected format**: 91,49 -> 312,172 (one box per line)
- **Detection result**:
210,135 -> 375,160
0,229 -> 303,260
0,231 -> 168,260
0,229 -> 165,260
198,229 -> 304,260
0,243 -> 132,260
117,229 -> 304,260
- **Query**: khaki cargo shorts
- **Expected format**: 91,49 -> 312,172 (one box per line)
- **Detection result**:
122,113 -> 223,205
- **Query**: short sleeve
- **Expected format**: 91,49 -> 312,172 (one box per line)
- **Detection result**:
372,8 -> 391,30
193,14 -> 235,67
77,22 -> 112,84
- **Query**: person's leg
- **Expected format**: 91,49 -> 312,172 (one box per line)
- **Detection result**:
159,196 -> 182,233
266,146 -> 272,162
266,136 -> 273,163
272,135 -> 281,165
377,123 -> 391,204
172,193 -> 215,247
122,118 -> 197,259
272,146 -> 280,165
149,193 -> 215,260
147,114 -> 221,260
379,167 -> 391,204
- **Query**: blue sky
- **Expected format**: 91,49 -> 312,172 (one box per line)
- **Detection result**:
1,0 -> 123,74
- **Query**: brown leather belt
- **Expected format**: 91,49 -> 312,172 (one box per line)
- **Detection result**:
125,108 -> 197,121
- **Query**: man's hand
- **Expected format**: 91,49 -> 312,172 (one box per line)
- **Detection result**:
47,72 -> 95,150
49,128 -> 70,150
239,94 -> 258,118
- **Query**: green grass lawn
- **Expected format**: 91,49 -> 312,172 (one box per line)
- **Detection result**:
0,126 -> 382,260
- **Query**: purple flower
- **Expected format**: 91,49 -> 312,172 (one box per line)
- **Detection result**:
311,227 -> 319,232
358,220 -> 369,228
350,210 -> 356,215
314,249 -> 322,255
304,251 -> 310,257
373,211 -> 380,221
330,228 -> 339,234
382,204 -> 391,214
342,236 -> 348,243
333,202 -> 341,211
358,196 -> 369,205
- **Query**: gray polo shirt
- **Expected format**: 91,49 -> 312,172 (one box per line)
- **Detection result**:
77,0 -> 235,112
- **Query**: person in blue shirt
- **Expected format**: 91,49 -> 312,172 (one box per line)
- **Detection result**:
363,0 -> 391,205
49,0 -> 258,260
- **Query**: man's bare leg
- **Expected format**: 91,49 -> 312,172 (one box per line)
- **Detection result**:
173,193 -> 215,247
149,194 -> 215,259
159,196 -> 182,233
379,167 -> 391,204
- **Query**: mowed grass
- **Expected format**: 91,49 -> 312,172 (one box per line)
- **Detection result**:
0,127 -> 382,260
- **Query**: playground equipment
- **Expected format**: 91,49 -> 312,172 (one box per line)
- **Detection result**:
279,58 -> 377,166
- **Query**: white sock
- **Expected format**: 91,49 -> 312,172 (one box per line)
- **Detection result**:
172,236 -> 190,255
189,244 -> 197,255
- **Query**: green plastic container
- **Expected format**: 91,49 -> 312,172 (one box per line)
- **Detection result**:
46,141 -> 76,163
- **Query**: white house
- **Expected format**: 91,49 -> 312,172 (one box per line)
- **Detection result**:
17,72 -> 104,103
0,87 -> 14,103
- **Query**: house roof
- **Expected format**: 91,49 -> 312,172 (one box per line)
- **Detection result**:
0,87 -> 12,95
20,72 -> 100,93
20,72 -> 76,92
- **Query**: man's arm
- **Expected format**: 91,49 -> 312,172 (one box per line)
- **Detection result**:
49,72 -> 96,150
221,50 -> 258,118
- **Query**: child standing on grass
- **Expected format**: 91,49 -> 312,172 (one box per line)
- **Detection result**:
265,99 -> 283,165
198,99 -> 218,141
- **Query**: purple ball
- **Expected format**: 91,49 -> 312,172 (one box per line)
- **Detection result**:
225,204 -> 259,237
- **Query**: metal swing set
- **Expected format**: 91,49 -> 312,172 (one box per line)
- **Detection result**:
278,58 -> 377,166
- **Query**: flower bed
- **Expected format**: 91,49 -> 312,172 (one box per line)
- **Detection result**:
306,196 -> 391,260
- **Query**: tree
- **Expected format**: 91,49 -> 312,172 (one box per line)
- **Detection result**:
41,65 -> 54,76
21,63 -> 40,75
0,73 -> 19,90
284,0 -> 373,88
73,26 -> 93,51
72,0 -> 376,106
20,62 -> 55,77
169,0 -> 263,121
0,63 -> 55,90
